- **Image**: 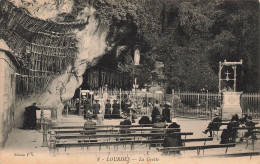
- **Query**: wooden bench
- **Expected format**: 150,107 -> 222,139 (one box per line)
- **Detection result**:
157,143 -> 236,156
53,135 -> 210,152
195,151 -> 260,158
55,132 -> 194,140
52,124 -> 154,129
52,128 -> 181,135
234,127 -> 260,150
56,139 -> 165,151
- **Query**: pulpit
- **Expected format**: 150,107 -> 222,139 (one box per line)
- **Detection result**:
221,91 -> 242,120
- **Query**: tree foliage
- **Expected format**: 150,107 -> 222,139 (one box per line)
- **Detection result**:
76,0 -> 259,92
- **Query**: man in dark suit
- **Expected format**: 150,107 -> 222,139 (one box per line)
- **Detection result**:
112,99 -> 120,118
92,99 -> 100,118
83,99 -> 91,120
202,113 -> 222,137
162,102 -> 171,123
23,103 -> 40,129
151,100 -> 160,124
105,99 -> 112,119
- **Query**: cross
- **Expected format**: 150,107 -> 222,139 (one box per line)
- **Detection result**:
225,70 -> 231,81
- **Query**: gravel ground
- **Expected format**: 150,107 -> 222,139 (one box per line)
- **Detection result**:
1,115 -> 260,164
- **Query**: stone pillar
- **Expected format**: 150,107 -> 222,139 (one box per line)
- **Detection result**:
221,91 -> 242,120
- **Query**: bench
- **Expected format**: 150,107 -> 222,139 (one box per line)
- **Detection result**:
56,137 -> 213,150
52,124 -> 154,129
53,135 -> 210,153
56,139 -> 165,151
157,143 -> 236,156
225,127 -> 260,150
52,128 -> 181,135
195,151 -> 260,158
55,132 -> 193,140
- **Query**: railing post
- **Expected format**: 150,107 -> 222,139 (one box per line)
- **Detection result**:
41,118 -> 48,147
171,89 -> 174,119
49,130 -> 57,156
40,109 -> 44,133
119,88 -> 122,114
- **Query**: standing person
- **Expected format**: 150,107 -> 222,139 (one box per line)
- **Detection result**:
151,100 -> 160,124
104,99 -> 112,119
124,99 -> 131,115
75,98 -> 80,114
96,110 -> 104,125
202,113 -> 222,137
83,99 -> 91,120
92,99 -> 101,118
23,103 -> 41,129
121,94 -> 129,113
162,102 -> 171,123
112,99 -> 120,118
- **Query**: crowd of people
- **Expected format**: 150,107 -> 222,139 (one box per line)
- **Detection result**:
76,94 -> 158,123
219,114 -> 257,144
202,113 -> 258,144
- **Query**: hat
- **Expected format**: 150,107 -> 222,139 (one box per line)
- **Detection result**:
95,99 -> 99,101
165,102 -> 171,107
107,99 -> 110,101
215,113 -> 219,116
171,118 -> 177,123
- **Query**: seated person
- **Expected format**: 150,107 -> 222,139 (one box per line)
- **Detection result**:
153,115 -> 167,128
220,114 -> 240,144
239,114 -> 249,124
119,116 -> 132,134
243,116 -> 257,140
163,118 -> 183,155
138,116 -> 151,125
202,113 -> 222,137
83,111 -> 96,135
151,116 -> 167,147
168,118 -> 180,129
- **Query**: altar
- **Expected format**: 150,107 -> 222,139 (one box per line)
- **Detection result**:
221,91 -> 242,120
218,60 -> 243,120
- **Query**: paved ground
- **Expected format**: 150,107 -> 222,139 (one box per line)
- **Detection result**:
1,115 -> 260,164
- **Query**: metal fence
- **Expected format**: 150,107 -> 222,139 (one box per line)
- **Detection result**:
67,89 -> 164,116
171,91 -> 260,119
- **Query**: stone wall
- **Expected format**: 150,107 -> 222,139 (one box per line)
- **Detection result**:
0,50 -> 17,148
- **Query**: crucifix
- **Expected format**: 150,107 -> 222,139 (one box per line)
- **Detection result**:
225,70 -> 231,81
218,59 -> 243,93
